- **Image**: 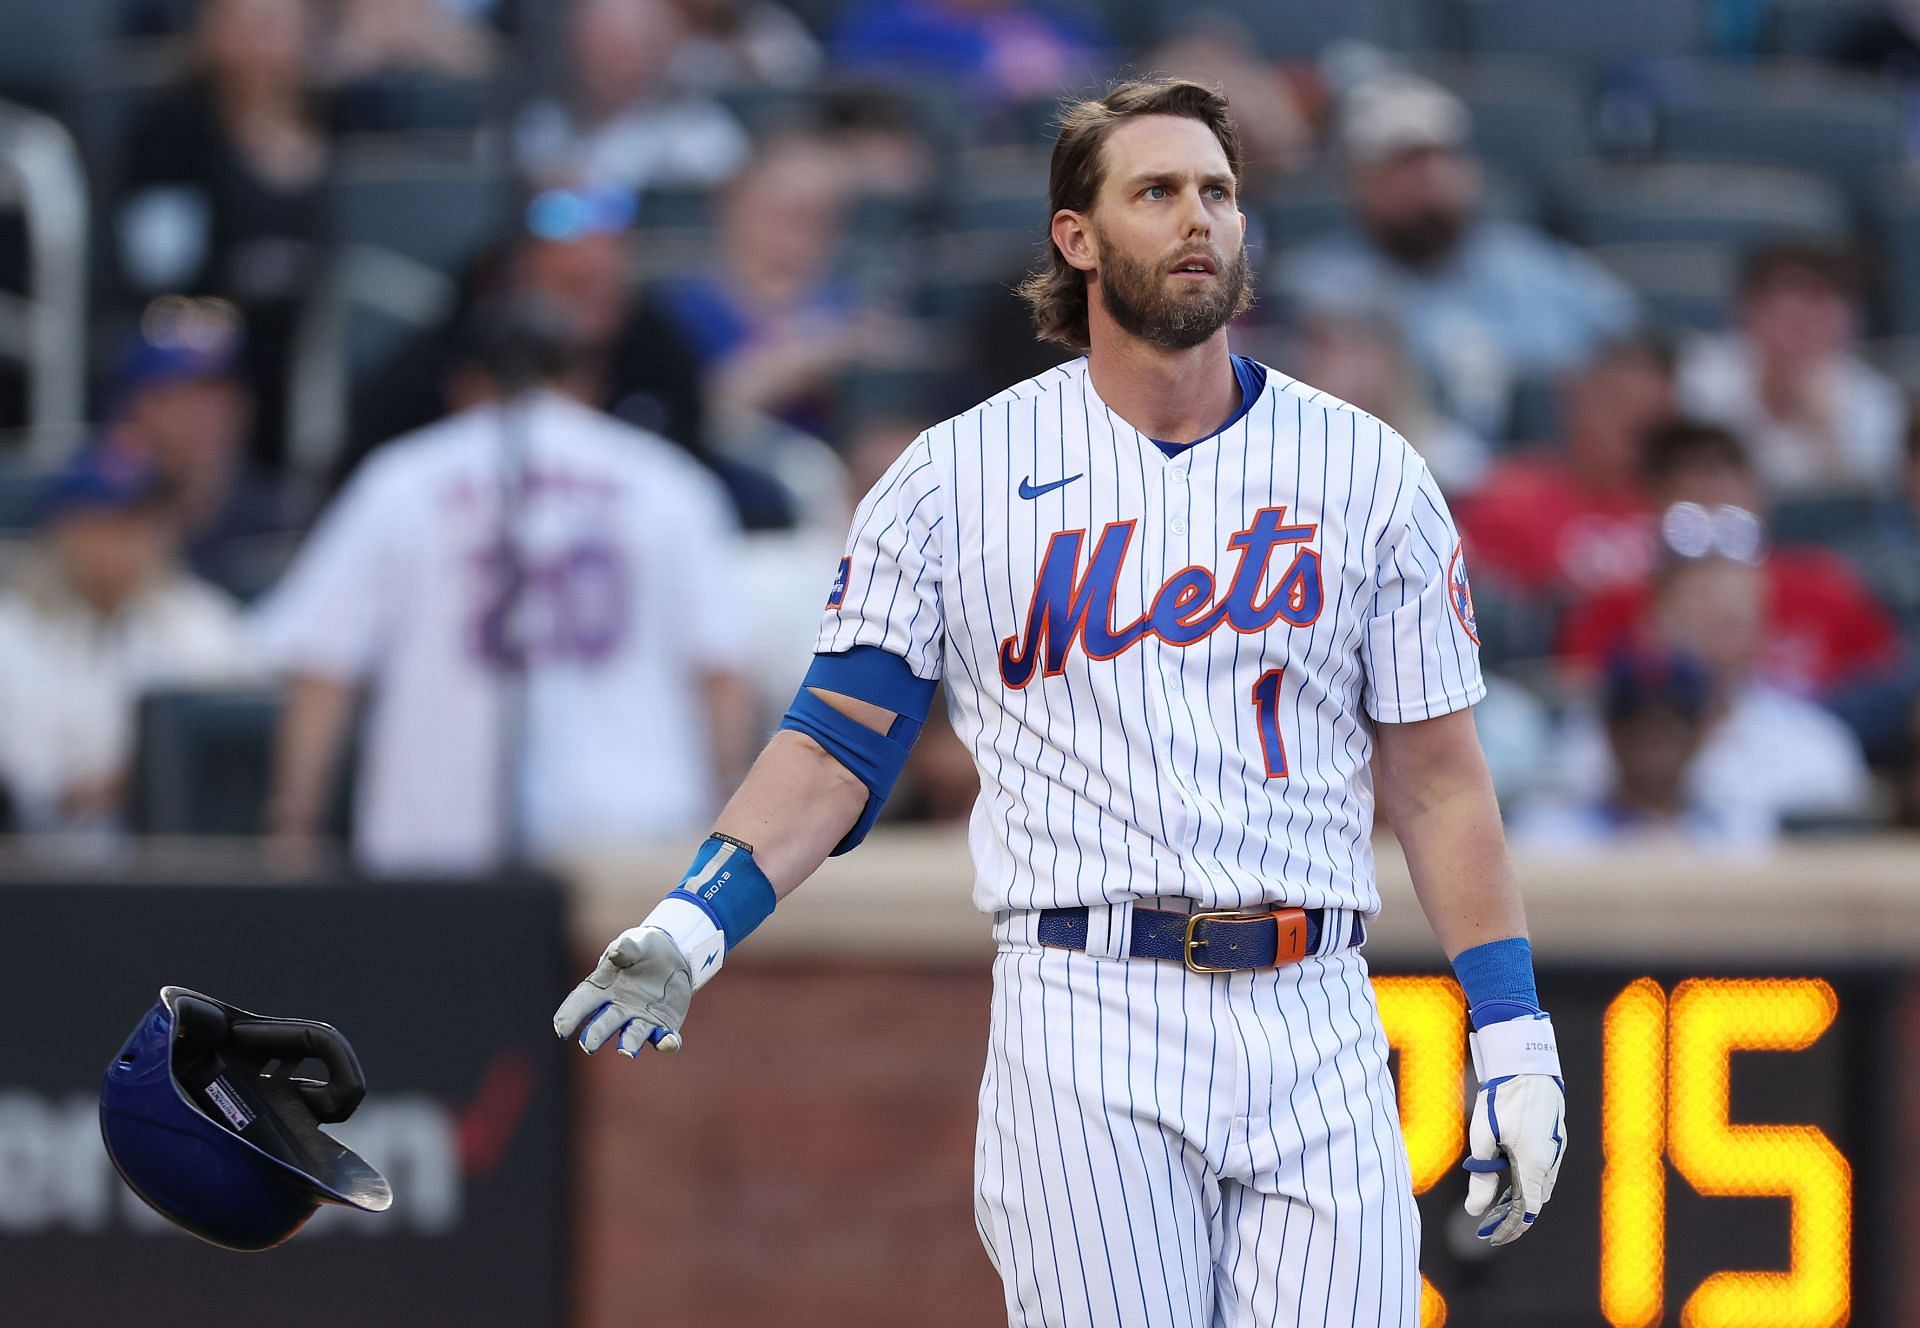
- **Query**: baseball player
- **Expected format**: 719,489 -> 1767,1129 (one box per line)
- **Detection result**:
256,303 -> 754,874
557,78 -> 1567,1325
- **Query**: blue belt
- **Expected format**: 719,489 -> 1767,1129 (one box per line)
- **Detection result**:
1037,904 -> 1364,973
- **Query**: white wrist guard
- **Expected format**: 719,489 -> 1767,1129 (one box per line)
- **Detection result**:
642,895 -> 727,990
1469,1013 -> 1562,1081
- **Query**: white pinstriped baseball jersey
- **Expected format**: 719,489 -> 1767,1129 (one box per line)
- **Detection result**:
815,355 -> 1484,916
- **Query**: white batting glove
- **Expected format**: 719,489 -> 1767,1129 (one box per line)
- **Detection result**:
1463,1014 -> 1567,1246
552,927 -> 694,1058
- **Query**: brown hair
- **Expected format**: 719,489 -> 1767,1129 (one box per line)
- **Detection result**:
1737,238 -> 1861,302
1642,419 -> 1750,486
1016,78 -> 1243,349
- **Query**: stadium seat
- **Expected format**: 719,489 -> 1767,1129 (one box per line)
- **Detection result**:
0,0 -> 113,110
1263,163 -> 1538,252
344,76 -> 493,136
289,158 -> 504,484
1773,493 -> 1914,551
637,186 -> 714,232
1262,169 -> 1352,249
129,688 -> 358,839
0,452 -> 53,530
1503,372 -> 1563,451
1865,334 -> 1920,397
1588,241 -> 1737,331
1871,172 -> 1920,337
330,150 -> 511,275
1765,0 -> 1881,59
1138,0 -> 1431,57
1655,62 -> 1906,203
127,689 -> 282,837
913,232 -> 1034,318
1559,161 -> 1850,250
1416,56 -> 1595,190
1460,0 -> 1704,77
953,147 -> 1052,233
844,192 -> 926,246
1770,492 -> 1920,632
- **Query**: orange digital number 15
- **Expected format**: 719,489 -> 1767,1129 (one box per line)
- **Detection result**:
1374,976 -> 1851,1328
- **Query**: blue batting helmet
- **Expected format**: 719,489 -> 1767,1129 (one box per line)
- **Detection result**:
99,986 -> 394,1251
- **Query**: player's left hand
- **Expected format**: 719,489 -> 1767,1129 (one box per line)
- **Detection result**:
1463,1071 -> 1566,1246
552,927 -> 693,1058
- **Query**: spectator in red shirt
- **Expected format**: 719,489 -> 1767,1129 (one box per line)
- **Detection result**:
1557,421 -> 1902,697
1455,336 -> 1674,604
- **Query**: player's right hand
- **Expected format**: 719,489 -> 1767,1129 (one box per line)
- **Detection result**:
552,927 -> 693,1058
1463,1071 -> 1566,1245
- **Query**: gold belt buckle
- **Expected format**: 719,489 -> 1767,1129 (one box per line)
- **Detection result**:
1183,907 -> 1310,974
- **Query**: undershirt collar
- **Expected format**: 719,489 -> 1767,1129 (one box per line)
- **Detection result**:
1149,354 -> 1268,460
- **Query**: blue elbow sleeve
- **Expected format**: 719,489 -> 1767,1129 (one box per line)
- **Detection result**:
779,648 -> 935,854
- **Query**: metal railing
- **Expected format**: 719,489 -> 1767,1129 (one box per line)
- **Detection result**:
0,101 -> 88,454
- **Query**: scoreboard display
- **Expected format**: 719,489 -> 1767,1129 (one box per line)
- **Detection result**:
1383,968 -> 1894,1328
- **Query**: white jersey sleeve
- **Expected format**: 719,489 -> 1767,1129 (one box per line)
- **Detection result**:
813,433 -> 945,680
1361,454 -> 1487,723
250,457 -> 405,681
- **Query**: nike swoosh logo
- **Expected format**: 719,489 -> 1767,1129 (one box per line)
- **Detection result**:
1018,473 -> 1083,500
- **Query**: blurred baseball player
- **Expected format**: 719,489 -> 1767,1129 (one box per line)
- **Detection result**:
257,301 -> 755,874
558,78 -> 1566,1325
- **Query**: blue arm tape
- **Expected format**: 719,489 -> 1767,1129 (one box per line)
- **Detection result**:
1451,937 -> 1542,1030
673,834 -> 776,952
779,686 -> 921,855
781,648 -> 934,854
803,646 -> 937,723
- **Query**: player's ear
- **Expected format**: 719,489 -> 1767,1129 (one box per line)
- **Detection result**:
1052,210 -> 1098,275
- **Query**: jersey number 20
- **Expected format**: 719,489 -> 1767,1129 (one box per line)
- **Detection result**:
1251,668 -> 1288,779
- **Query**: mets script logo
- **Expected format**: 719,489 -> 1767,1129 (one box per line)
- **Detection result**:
1447,541 -> 1479,645
999,506 -> 1322,687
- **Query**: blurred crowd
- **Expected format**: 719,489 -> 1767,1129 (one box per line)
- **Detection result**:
0,0 -> 1918,871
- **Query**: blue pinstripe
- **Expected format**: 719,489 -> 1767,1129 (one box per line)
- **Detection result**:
1014,953 -> 1078,1319
982,953 -> 1038,1322
1338,958 -> 1413,1327
1150,949 -> 1205,1327
1058,956 -> 1117,1327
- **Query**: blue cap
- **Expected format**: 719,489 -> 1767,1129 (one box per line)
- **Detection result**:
111,298 -> 243,405
525,185 -> 637,242
35,445 -> 163,524
1604,650 -> 1712,725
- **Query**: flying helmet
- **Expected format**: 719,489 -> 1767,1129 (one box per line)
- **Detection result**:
100,986 -> 393,1250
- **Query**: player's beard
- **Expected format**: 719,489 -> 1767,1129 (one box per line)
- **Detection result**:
1094,230 -> 1255,351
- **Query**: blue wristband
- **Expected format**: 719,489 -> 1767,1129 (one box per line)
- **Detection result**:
673,835 -> 776,953
1451,937 -> 1542,1030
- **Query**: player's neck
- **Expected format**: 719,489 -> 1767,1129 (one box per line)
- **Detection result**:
1084,325 -> 1239,445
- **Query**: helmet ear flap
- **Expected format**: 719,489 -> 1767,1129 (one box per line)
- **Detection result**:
171,994 -> 232,1057
226,1018 -> 369,1124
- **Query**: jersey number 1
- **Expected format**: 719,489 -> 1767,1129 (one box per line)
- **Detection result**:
1251,668 -> 1288,779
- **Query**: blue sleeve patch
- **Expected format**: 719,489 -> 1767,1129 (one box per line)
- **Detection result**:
826,557 -> 851,608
